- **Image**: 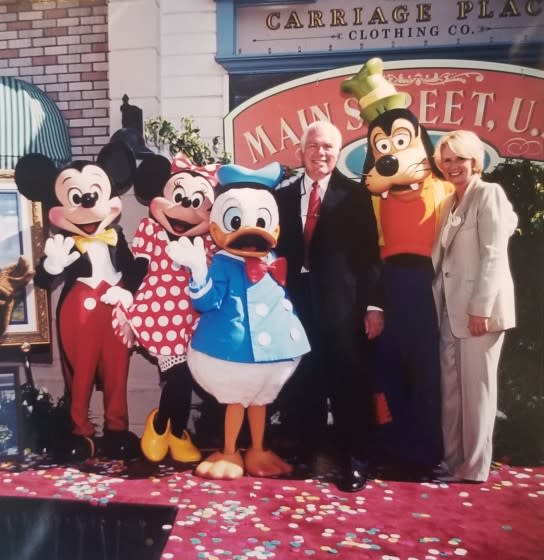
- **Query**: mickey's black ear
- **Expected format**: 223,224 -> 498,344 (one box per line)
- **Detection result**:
133,154 -> 172,205
97,140 -> 137,195
14,153 -> 58,206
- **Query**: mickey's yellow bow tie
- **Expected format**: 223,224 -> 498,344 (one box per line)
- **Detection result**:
73,228 -> 118,253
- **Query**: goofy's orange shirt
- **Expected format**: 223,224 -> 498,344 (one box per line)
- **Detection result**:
372,175 -> 453,260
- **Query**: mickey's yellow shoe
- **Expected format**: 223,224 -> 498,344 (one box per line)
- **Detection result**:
141,408 -> 170,462
168,430 -> 202,463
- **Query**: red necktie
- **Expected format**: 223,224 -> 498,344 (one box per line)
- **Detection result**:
303,181 -> 321,269
245,256 -> 287,286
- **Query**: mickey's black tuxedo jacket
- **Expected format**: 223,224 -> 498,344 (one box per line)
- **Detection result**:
35,224 -> 137,297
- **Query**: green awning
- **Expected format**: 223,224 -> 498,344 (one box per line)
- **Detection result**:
0,76 -> 71,170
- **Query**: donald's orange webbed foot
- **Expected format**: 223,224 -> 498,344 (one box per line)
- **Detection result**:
195,450 -> 244,480
244,448 -> 293,478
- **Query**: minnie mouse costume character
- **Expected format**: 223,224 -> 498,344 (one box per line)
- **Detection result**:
166,162 -> 310,480
342,58 -> 453,479
14,141 -> 140,461
113,153 -> 220,464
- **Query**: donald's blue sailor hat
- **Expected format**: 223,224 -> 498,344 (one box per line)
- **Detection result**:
216,162 -> 283,195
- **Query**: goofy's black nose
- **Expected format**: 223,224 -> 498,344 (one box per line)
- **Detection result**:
375,155 -> 399,177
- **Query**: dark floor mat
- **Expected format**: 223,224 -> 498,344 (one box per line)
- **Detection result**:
0,497 -> 176,560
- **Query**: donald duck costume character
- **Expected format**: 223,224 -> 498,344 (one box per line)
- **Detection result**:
166,162 -> 310,480
342,58 -> 452,479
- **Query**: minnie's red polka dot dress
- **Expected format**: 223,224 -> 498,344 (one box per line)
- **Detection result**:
126,217 -> 214,371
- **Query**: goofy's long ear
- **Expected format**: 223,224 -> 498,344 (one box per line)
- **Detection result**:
362,140 -> 376,187
418,125 -> 444,179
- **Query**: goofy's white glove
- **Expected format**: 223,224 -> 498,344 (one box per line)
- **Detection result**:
166,236 -> 208,287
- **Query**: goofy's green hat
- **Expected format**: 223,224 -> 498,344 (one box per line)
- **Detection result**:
341,57 -> 407,123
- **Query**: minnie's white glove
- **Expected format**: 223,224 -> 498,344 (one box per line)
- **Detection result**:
100,286 -> 134,309
42,234 -> 80,275
166,236 -> 208,287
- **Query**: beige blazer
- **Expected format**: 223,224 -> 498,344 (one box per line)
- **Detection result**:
432,176 -> 517,338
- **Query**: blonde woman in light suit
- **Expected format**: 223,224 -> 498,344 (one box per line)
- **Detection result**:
432,130 -> 517,482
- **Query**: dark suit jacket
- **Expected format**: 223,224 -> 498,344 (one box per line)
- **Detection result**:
274,168 -> 382,331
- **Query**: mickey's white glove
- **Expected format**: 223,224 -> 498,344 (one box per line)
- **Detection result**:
112,304 -> 136,348
166,236 -> 208,287
100,286 -> 134,309
42,234 -> 80,275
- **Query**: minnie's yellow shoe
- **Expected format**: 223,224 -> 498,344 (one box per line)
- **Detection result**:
168,430 -> 202,463
141,408 -> 170,462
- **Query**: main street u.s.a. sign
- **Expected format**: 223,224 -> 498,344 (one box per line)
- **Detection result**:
224,59 -> 543,178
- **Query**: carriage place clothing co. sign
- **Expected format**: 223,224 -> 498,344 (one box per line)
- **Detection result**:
223,60 -> 544,178
234,0 -> 542,55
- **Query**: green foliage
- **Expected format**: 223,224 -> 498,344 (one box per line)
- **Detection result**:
144,116 -> 231,165
485,158 -> 544,236
483,159 -> 544,465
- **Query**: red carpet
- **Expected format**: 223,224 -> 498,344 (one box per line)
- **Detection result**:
1,458 -> 543,560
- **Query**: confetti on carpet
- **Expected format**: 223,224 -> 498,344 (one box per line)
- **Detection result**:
0,457 -> 542,560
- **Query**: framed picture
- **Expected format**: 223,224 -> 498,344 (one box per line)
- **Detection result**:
0,173 -> 51,347
0,366 -> 23,460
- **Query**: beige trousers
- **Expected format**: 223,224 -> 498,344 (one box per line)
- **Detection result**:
440,309 -> 505,482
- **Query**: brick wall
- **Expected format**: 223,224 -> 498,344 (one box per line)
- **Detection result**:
0,0 -> 109,158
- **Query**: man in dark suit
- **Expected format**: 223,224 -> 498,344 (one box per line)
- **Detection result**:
273,121 -> 383,492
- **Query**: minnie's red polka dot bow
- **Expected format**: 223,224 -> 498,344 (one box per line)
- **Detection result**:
170,153 -> 221,187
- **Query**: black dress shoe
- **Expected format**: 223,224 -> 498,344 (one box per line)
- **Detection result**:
58,434 -> 96,462
336,459 -> 369,492
101,429 -> 141,460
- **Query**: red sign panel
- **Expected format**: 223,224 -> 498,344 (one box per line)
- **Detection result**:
224,60 -> 544,172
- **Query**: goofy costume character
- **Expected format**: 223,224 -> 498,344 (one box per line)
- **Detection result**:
14,141 -> 140,461
342,58 -> 453,479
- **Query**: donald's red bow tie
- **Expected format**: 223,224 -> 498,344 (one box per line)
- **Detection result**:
245,256 -> 287,286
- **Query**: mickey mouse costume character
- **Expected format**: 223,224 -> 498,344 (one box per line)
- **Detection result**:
166,162 -> 310,480
342,58 -> 453,479
113,153 -> 219,464
14,141 -> 140,461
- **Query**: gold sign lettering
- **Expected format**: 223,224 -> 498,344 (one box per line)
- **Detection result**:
500,0 -> 521,16
457,1 -> 474,20
260,2 -> 542,33
392,5 -> 409,24
284,10 -> 304,29
526,0 -> 542,15
266,12 -> 280,31
479,0 -> 494,17
353,7 -> 363,25
331,9 -> 347,26
417,3 -> 432,22
308,10 -> 324,28
368,6 -> 388,24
